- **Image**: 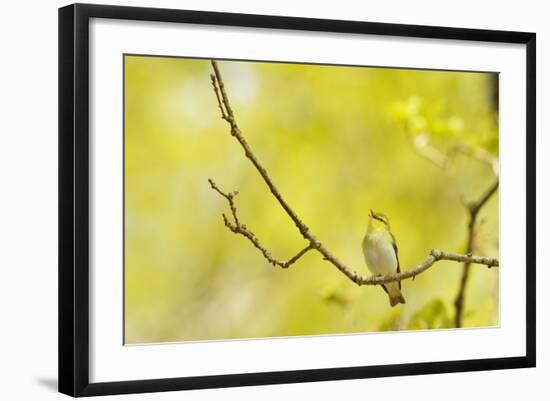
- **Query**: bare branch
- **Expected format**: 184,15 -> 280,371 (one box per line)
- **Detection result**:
409,133 -> 452,172
211,62 -> 236,120
403,113 -> 499,327
208,60 -> 500,289
454,177 -> 499,327
468,178 -> 499,215
448,143 -> 499,176
210,61 -> 314,239
208,178 -> 240,225
357,249 -> 498,285
210,74 -> 229,121
431,249 -> 498,268
408,132 -> 499,178
208,177 -> 499,285
208,179 -> 314,268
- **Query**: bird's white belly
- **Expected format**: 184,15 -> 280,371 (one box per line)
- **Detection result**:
363,237 -> 397,276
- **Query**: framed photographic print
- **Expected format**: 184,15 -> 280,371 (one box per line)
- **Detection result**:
58,3 -> 536,397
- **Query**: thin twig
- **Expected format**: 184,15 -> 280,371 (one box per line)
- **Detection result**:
208,59 -> 499,288
208,179 -> 314,268
448,143 -> 499,176
409,133 -> 499,178
408,133 -> 451,171
210,75 -> 229,121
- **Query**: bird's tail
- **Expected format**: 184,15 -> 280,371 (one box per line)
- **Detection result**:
387,283 -> 406,307
389,292 -> 406,307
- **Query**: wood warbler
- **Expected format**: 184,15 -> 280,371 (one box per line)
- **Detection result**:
362,209 -> 406,307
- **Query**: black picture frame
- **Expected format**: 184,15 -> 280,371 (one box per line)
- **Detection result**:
59,3 -> 536,397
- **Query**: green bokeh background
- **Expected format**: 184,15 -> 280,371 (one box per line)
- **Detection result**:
124,56 -> 499,344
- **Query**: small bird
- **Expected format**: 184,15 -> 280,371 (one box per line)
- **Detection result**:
362,210 -> 406,307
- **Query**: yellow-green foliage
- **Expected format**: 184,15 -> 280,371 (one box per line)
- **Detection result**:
124,56 -> 499,344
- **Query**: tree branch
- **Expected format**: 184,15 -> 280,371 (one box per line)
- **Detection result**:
408,133 -> 499,178
408,133 -> 453,172
359,249 -> 498,285
209,59 -> 499,289
468,178 -> 499,215
208,179 -> 314,268
448,143 -> 499,176
405,111 -> 499,327
454,177 -> 499,327
209,179 -> 497,284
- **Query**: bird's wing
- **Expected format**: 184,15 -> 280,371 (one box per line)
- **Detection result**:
390,232 -> 401,290
381,283 -> 390,295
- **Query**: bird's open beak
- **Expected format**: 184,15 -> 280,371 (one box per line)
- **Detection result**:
369,209 -> 375,219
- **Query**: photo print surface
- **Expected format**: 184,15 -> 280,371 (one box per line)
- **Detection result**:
124,56 -> 499,344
